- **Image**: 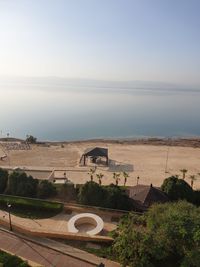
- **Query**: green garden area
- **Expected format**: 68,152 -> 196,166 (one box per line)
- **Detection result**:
0,194 -> 63,219
112,201 -> 200,267
1,167 -> 200,266
0,250 -> 30,267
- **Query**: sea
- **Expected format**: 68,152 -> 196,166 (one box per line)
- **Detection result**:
1,80 -> 200,141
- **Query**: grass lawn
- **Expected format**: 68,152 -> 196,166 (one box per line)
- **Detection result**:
0,194 -> 63,219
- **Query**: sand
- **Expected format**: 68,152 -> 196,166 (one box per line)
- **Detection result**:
1,140 -> 200,189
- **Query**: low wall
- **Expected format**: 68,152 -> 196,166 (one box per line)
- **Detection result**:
0,217 -> 113,243
64,203 -> 128,218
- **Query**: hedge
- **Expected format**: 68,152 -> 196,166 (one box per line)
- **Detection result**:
0,194 -> 63,213
0,250 -> 30,267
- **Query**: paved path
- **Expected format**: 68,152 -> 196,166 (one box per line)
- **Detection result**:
0,228 -> 120,267
0,208 -> 116,235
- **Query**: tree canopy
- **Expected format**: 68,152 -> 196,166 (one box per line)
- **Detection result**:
26,135 -> 37,144
7,171 -> 38,197
78,181 -> 106,207
78,181 -> 133,210
0,168 -> 8,193
0,170 -> 58,199
104,184 -> 133,210
37,180 -> 57,199
161,176 -> 193,202
112,201 -> 200,267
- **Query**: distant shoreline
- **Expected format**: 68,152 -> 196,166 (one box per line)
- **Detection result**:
1,137 -> 200,148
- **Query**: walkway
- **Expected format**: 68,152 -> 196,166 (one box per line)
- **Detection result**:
0,228 -> 120,267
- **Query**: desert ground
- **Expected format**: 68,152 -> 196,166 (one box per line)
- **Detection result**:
1,140 -> 200,189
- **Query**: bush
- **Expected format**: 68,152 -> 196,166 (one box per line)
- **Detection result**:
78,181 -> 133,210
56,183 -> 76,201
37,180 -> 57,199
0,168 -> 8,193
112,201 -> 200,267
26,135 -> 37,144
193,190 -> 200,206
161,176 -> 193,202
104,184 -> 133,211
7,171 -> 38,198
78,181 -> 106,206
0,194 -> 63,213
0,250 -> 30,267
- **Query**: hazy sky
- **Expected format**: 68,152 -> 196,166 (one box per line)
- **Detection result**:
0,0 -> 200,86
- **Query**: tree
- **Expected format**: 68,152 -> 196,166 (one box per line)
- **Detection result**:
189,175 -> 197,189
112,201 -> 200,267
104,184 -> 133,210
78,181 -> 106,206
122,172 -> 129,186
57,183 -> 76,202
0,250 -> 30,267
26,135 -> 37,144
180,169 -> 188,180
37,180 -> 57,199
113,172 -> 120,186
193,190 -> 200,206
7,171 -> 38,197
88,168 -> 96,182
96,173 -> 104,185
0,168 -> 8,193
78,181 -> 133,210
161,176 -> 193,202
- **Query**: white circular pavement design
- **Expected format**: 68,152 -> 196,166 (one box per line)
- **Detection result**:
68,213 -> 104,235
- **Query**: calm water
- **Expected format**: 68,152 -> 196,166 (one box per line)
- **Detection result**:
1,85 -> 200,141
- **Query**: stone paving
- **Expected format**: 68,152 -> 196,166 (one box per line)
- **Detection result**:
0,228 -> 120,267
0,209 -> 117,234
0,229 -> 94,267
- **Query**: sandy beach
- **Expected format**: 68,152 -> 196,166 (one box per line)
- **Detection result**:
1,139 -> 200,189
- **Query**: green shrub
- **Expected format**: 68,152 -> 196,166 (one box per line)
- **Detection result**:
161,176 -> 194,202
104,184 -> 133,210
37,180 -> 57,199
193,190 -> 200,206
0,250 -> 30,267
56,183 -> 76,201
6,171 -> 38,198
112,201 -> 200,267
0,168 -> 8,194
0,194 -> 63,213
26,135 -> 37,144
78,181 -> 106,206
78,181 -> 133,210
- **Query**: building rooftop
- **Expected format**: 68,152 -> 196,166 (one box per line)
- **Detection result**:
128,184 -> 169,210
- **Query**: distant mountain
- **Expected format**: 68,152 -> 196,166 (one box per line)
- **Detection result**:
0,76 -> 199,91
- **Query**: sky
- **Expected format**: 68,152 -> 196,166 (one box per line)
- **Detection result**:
0,0 -> 200,87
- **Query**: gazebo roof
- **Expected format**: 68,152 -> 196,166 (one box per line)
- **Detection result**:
83,147 -> 108,158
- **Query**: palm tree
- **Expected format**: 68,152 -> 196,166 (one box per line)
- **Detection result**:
96,173 -> 104,185
88,168 -> 96,182
180,169 -> 188,180
189,175 -> 196,189
122,172 -> 129,186
113,172 -> 120,186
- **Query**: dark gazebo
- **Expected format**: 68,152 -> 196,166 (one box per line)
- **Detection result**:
80,147 -> 109,166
